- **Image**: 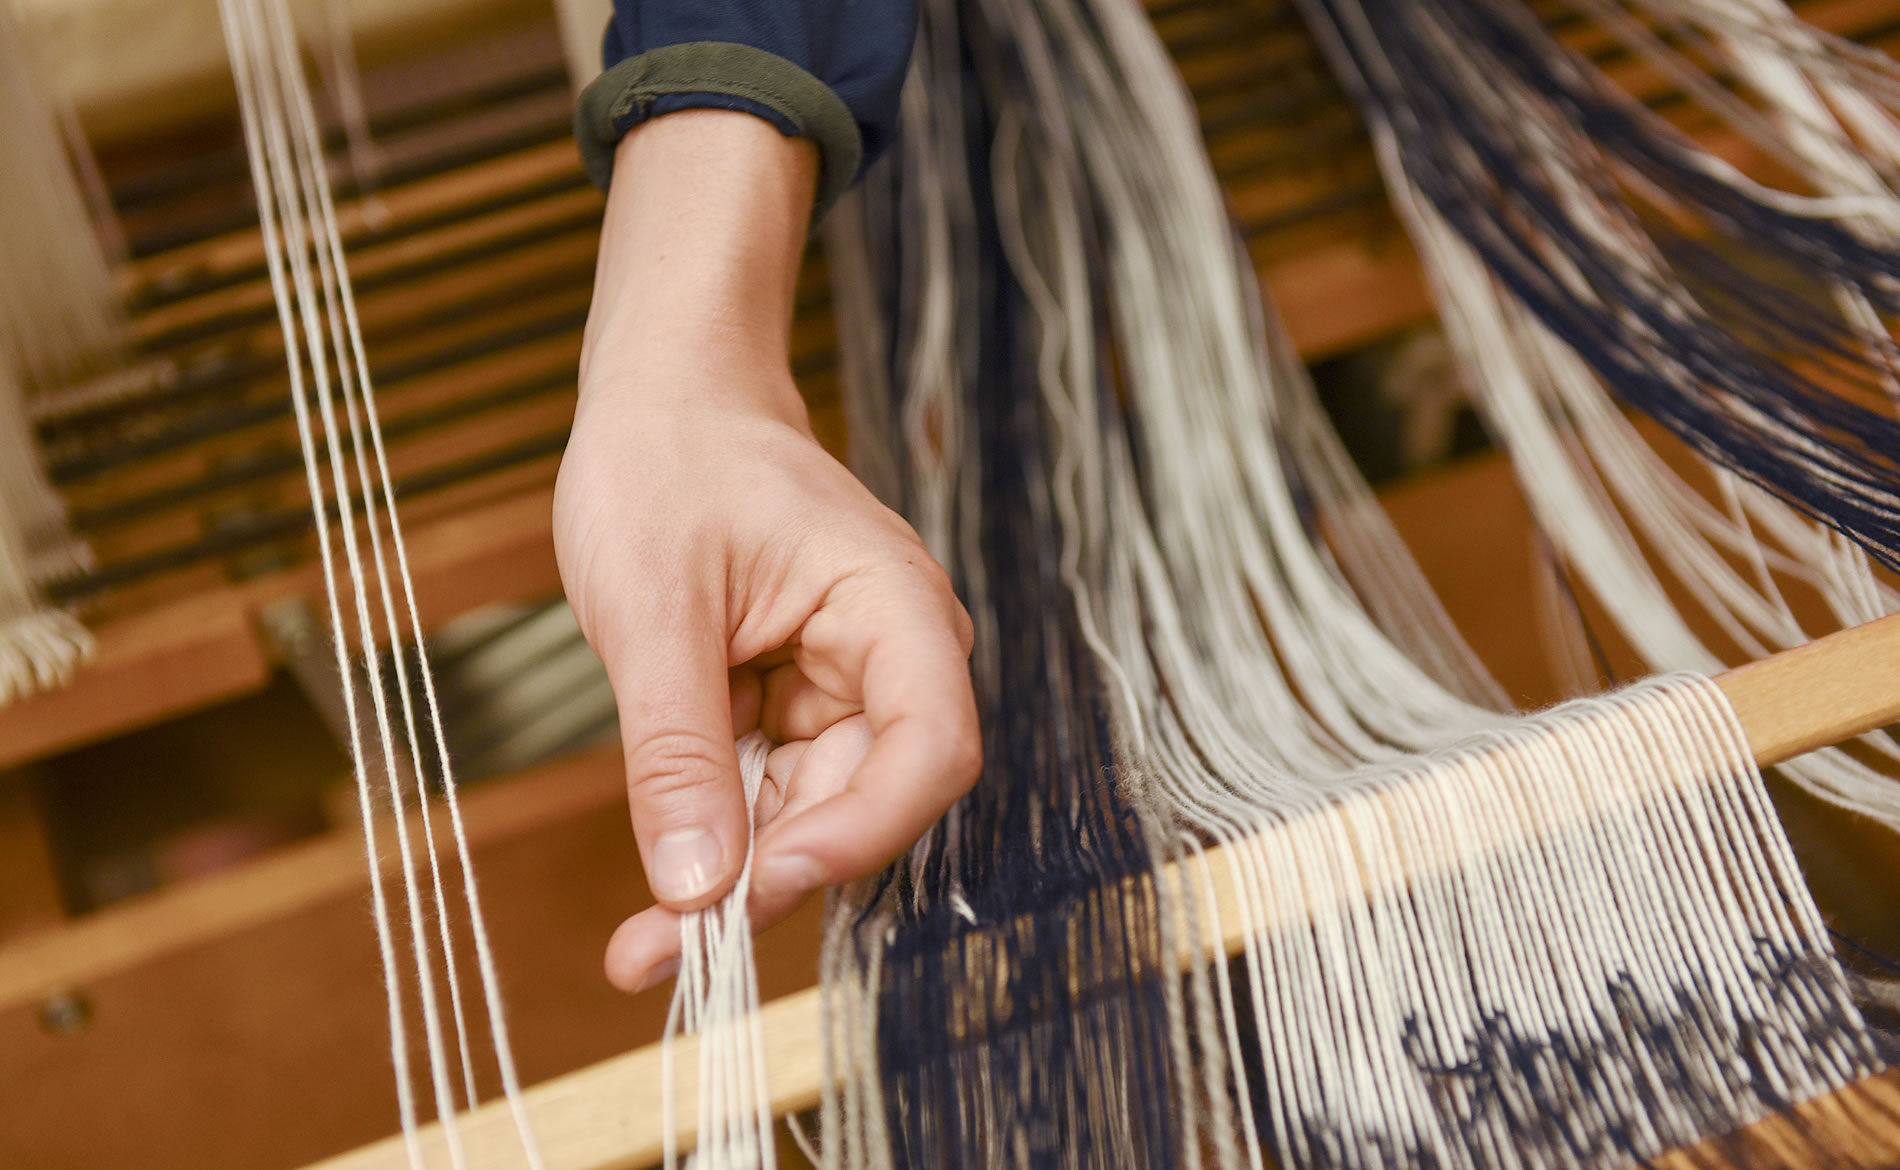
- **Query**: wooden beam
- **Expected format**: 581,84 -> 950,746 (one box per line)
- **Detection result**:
0,743 -> 834,1170
0,775 -> 66,943
1721,614 -> 1900,766
310,610 -> 1900,1170
0,482 -> 562,770
19,0 -> 547,142
0,588 -> 271,770
0,745 -> 625,1012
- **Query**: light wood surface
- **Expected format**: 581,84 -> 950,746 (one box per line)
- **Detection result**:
312,987 -> 830,1170
308,611 -> 1900,1170
1722,614 -> 1900,766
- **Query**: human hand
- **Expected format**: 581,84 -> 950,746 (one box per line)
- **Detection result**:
555,356 -> 979,993
562,111 -> 980,993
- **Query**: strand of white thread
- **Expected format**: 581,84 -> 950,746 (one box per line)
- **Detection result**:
235,2 -> 471,1160
248,0 -> 549,1158
261,0 -> 482,1113
217,1 -> 427,1164
270,0 -> 550,1148
665,733 -> 778,1170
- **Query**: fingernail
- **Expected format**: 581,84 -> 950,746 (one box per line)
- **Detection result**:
649,829 -> 722,902
633,957 -> 680,994
755,853 -> 827,899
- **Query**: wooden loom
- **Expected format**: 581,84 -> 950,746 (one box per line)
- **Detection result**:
3,0 -> 1900,1166
304,615 -> 1900,1170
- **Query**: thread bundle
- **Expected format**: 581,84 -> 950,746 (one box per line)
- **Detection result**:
217,1 -> 545,1165
0,0 -> 117,702
809,0 -> 1898,1165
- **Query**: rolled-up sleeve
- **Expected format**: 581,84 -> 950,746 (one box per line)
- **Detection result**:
574,2 -> 917,223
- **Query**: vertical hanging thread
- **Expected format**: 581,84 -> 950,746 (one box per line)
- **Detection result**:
816,1 -> 1895,1166
218,0 -> 549,1163
665,732 -> 779,1170
0,0 -> 117,703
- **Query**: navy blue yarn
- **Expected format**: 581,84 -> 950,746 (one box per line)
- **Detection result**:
1292,0 -> 1900,571
847,11 -> 1181,1168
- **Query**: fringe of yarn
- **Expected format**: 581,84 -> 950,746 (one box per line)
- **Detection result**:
817,0 -> 1893,1166
0,0 -> 117,703
0,0 -> 122,392
0,364 -> 93,706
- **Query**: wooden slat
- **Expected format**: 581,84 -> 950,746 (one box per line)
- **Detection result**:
0,483 -> 562,770
0,588 -> 271,771
120,140 -> 588,303
1725,615 -> 1900,765
0,745 -> 621,1011
0,777 -> 66,943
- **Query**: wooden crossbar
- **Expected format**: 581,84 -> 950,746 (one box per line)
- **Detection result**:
310,611 -> 1900,1170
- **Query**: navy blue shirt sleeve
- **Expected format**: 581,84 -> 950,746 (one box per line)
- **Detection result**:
574,2 -> 917,223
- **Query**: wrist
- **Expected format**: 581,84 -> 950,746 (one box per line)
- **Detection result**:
582,111 -> 818,381
575,345 -> 811,434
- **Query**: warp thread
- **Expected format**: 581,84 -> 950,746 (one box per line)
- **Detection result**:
0,0 -> 116,703
1291,0 -> 1900,832
666,732 -> 779,1170
814,0 -> 1895,1166
218,1 -> 546,1165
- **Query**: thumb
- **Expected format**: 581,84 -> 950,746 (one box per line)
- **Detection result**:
600,602 -> 749,913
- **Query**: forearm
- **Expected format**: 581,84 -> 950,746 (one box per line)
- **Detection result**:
579,110 -> 818,418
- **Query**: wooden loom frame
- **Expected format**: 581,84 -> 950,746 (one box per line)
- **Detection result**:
5,0 -> 1900,1164
304,614 -> 1900,1170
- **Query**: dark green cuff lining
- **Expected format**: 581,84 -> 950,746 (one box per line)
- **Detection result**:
574,41 -> 863,224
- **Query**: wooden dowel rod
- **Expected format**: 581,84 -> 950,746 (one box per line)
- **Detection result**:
308,611 -> 1900,1170
1719,609 -> 1900,768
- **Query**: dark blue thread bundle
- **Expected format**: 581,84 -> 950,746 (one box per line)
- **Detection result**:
1290,0 -> 1900,570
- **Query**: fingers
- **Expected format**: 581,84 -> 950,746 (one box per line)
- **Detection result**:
758,739 -> 807,824
605,717 -> 872,994
752,569 -> 980,900
773,715 -> 868,820
760,661 -> 860,742
601,594 -> 750,914
730,668 -> 762,735
604,907 -> 683,993
603,876 -> 818,993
